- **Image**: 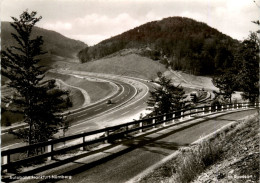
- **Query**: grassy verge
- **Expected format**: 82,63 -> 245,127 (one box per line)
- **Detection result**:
46,72 -> 114,103
138,113 -> 259,183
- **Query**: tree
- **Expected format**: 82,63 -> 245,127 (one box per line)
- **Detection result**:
1,10 -> 71,148
213,31 -> 259,104
212,69 -> 237,103
236,32 -> 259,103
147,73 -> 185,116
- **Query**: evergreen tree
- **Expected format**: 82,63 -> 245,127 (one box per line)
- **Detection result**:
237,32 -> 259,103
213,32 -> 259,104
147,74 -> 185,116
212,69 -> 237,103
1,10 -> 71,147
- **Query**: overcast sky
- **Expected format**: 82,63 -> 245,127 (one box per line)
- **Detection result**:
1,0 -> 259,46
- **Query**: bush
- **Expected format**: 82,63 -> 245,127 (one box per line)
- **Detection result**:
174,141 -> 223,183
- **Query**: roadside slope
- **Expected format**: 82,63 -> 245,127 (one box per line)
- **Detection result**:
192,113 -> 259,183
136,112 -> 258,183
70,53 -> 167,80
46,72 -> 115,103
163,69 -> 218,91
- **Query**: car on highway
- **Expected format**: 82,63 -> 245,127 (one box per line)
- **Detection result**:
107,99 -> 112,104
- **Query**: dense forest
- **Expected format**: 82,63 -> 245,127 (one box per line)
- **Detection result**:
78,17 -> 239,75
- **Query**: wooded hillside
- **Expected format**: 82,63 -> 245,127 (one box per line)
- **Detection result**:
2,21 -> 87,60
78,17 -> 239,75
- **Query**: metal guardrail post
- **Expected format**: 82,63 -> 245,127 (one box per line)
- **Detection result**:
237,103 -> 239,109
80,132 -> 86,151
215,106 -> 217,111
209,106 -> 211,114
232,104 -> 234,110
202,107 -> 205,115
221,106 -> 223,111
180,112 -> 183,121
172,113 -> 175,123
255,103 -> 257,107
47,139 -> 54,161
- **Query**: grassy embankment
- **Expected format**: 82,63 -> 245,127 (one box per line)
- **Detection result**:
1,72 -> 114,126
70,53 -> 167,80
139,113 -> 259,183
46,72 -> 114,105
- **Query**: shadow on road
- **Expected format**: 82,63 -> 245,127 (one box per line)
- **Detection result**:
3,109 -> 255,183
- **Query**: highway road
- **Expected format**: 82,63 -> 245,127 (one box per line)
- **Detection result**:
1,72 -> 151,148
56,72 -> 152,137
14,109 -> 257,183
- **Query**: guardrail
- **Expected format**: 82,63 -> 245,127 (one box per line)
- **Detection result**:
2,102 -> 259,172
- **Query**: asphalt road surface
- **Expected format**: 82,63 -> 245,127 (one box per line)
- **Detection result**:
1,74 -> 150,148
19,109 -> 256,183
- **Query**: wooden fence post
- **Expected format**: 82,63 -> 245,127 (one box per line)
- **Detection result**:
172,113 -> 175,123
105,130 -> 109,143
2,154 -> 10,172
139,122 -> 143,133
125,125 -> 129,137
80,132 -> 86,151
152,119 -> 156,128
47,140 -> 54,161
2,155 -> 9,165
163,115 -> 166,126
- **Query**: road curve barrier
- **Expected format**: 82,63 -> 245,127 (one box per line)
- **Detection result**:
1,102 -> 259,176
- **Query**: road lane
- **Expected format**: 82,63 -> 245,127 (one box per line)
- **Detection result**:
1,73 -> 148,148
30,109 -> 256,183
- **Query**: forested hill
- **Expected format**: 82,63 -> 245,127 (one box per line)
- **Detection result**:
2,21 -> 87,60
78,16 -> 240,75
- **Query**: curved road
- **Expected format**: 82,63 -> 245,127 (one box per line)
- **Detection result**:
14,109 -> 257,183
1,72 -> 150,148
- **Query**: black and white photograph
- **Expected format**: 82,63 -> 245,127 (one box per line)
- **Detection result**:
1,0 -> 259,182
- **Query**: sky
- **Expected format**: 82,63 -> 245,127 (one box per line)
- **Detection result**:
1,0 -> 259,46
